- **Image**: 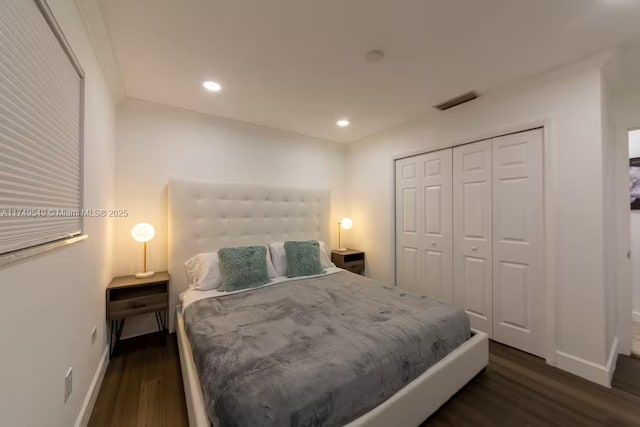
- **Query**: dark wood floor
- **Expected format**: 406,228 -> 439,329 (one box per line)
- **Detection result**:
89,334 -> 640,427
424,343 -> 640,427
88,333 -> 188,427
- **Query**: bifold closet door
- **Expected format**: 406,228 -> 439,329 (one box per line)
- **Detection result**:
492,129 -> 544,357
395,149 -> 453,302
453,140 -> 493,336
396,156 -> 422,294
420,149 -> 453,303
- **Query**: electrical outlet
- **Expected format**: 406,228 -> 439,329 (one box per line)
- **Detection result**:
64,368 -> 72,403
91,326 -> 97,344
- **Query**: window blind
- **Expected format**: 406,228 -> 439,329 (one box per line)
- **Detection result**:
0,0 -> 84,255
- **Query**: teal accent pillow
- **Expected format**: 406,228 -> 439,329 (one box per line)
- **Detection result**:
218,246 -> 270,291
284,240 -> 325,278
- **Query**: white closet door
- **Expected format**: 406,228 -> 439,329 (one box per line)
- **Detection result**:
453,140 -> 493,336
396,155 -> 423,293
492,129 -> 544,357
420,149 -> 453,303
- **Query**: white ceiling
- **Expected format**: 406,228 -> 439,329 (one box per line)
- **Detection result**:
98,0 -> 640,143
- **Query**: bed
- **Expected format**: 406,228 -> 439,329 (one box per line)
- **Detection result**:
168,178 -> 488,427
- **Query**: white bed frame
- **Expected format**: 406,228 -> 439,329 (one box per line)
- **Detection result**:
168,178 -> 489,427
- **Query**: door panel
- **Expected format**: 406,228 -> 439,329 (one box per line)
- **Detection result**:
492,129 -> 544,357
402,188 -> 418,233
424,250 -> 443,297
420,149 -> 453,303
463,182 -> 486,237
498,261 -> 528,329
424,186 -> 442,234
453,140 -> 493,336
401,247 -> 419,292
396,156 -> 422,293
463,256 -> 489,317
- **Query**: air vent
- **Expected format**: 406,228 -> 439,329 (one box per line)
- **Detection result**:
434,91 -> 479,111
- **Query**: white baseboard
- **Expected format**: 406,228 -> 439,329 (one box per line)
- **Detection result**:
554,337 -> 619,388
632,311 -> 640,323
605,337 -> 620,385
74,346 -> 109,427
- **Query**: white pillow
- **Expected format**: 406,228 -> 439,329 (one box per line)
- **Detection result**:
268,242 -> 288,277
265,248 -> 278,278
185,247 -> 277,290
269,240 -> 335,277
184,252 -> 222,290
318,241 -> 335,269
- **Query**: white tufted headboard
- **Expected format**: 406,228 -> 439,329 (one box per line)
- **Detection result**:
167,178 -> 331,331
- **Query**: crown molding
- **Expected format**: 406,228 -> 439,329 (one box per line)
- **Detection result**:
74,0 -> 125,102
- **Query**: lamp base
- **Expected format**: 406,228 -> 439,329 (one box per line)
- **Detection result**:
135,271 -> 155,279
337,248 -> 347,252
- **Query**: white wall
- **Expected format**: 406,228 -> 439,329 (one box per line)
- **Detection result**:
630,129 -> 640,322
347,61 -> 616,385
113,98 -> 348,337
601,59 -> 619,361
0,0 -> 116,426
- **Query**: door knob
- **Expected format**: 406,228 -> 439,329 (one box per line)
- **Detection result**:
431,241 -> 436,246
471,245 -> 478,251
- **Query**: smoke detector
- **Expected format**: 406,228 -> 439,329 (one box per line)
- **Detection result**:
365,49 -> 384,62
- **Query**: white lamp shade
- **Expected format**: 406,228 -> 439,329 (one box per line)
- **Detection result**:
131,223 -> 155,242
340,217 -> 353,230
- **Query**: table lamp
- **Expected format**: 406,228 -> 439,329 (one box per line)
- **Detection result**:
131,222 -> 155,279
337,217 -> 352,251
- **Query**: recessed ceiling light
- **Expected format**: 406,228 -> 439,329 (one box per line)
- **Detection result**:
336,119 -> 350,127
203,81 -> 221,92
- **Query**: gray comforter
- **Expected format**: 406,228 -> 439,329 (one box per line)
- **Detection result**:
183,271 -> 470,427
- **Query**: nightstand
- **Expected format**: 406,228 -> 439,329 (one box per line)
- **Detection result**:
331,249 -> 365,275
106,272 -> 169,358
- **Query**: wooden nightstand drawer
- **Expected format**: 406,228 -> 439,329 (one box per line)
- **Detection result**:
109,293 -> 168,319
342,262 -> 364,274
331,249 -> 365,275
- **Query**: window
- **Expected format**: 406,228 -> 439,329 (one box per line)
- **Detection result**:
0,0 -> 85,255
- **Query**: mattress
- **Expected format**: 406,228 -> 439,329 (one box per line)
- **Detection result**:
183,270 -> 470,427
